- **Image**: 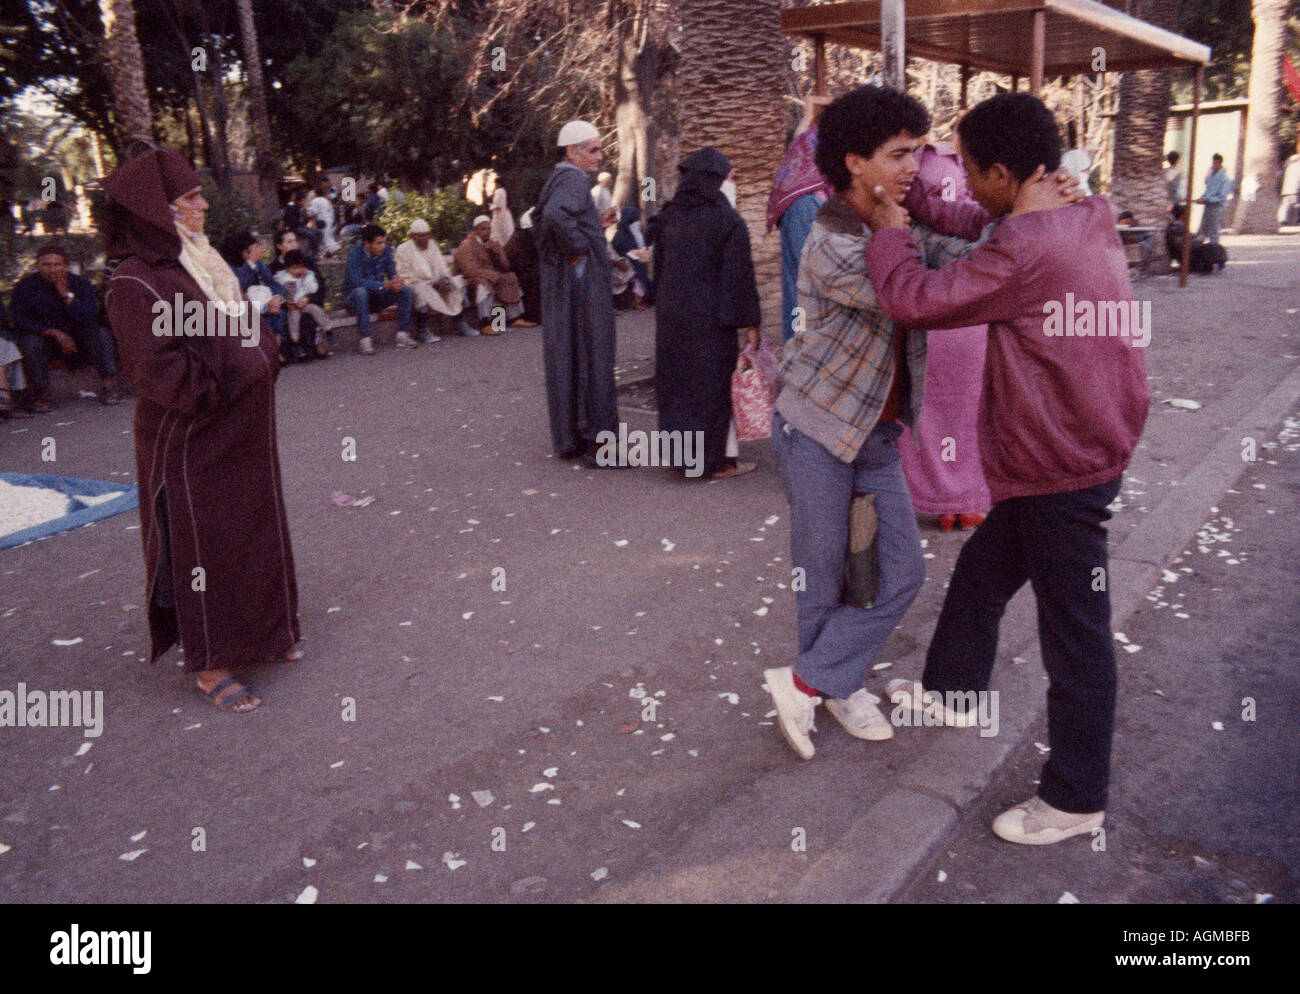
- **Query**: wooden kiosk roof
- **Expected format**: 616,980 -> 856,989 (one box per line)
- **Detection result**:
781,1 -> 1213,284
781,0 -> 1210,78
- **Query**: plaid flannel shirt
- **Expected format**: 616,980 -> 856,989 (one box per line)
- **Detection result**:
775,193 -> 973,462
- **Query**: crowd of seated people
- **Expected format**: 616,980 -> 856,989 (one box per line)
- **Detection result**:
0,173 -> 649,416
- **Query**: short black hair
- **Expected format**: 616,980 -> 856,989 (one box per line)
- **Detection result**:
36,244 -> 68,261
957,92 -> 1062,181
1212,153 -> 1224,163
282,249 -> 309,268
218,230 -> 259,266
1166,151 -> 1180,165
360,223 -> 386,244
814,85 -> 930,192
274,228 -> 295,249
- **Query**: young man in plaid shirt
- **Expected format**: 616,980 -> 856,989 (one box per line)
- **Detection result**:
765,86 -> 977,757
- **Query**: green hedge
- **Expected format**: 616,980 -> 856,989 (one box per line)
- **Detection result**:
375,189 -> 478,252
202,181 -> 259,247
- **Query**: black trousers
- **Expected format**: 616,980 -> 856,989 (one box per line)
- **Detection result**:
923,475 -> 1123,813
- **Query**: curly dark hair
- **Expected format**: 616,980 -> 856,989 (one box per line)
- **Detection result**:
814,85 -> 930,193
957,93 -> 1062,182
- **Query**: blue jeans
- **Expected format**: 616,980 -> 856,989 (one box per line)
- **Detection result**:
771,412 -> 926,699
345,286 -> 413,338
17,324 -> 117,394
779,195 -> 821,344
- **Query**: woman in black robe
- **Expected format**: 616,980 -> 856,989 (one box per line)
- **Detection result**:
650,147 -> 761,479
504,208 -> 542,325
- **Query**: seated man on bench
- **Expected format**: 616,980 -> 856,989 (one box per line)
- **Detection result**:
10,245 -> 119,411
453,215 -> 536,336
343,223 -> 416,355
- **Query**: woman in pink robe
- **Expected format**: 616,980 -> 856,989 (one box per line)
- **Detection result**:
899,143 -> 991,530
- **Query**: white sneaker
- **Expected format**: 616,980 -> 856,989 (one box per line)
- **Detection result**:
825,688 -> 893,741
358,337 -> 375,355
764,666 -> 821,760
418,331 -> 441,345
992,795 -> 1104,845
395,331 -> 417,349
885,678 -> 979,728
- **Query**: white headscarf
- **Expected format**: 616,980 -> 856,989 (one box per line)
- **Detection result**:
171,210 -> 245,316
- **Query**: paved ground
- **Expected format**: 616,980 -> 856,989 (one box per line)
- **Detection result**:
0,232 -> 1296,903
901,422 -> 1300,904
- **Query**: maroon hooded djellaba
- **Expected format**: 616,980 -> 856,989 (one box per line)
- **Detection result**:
103,149 -> 300,671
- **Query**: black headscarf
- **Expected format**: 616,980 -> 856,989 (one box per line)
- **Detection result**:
672,147 -> 732,208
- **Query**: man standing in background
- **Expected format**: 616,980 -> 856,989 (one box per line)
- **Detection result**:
1164,150 -> 1185,216
536,121 -> 619,464
1196,153 -> 1234,244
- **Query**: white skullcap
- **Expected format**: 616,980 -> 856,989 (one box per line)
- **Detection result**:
557,120 -> 600,147
1060,149 -> 1093,186
473,215 -> 491,227
408,218 -> 431,233
519,207 -> 535,230
597,171 -> 613,183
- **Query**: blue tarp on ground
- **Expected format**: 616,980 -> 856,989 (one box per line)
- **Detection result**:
0,472 -> 139,551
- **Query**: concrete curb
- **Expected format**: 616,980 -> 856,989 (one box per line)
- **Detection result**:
788,361 -> 1300,903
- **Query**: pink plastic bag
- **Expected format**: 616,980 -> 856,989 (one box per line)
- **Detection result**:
732,342 -> 780,441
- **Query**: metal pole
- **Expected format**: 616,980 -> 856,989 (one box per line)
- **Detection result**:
881,0 -> 905,91
814,33 -> 826,96
1181,65 -> 1202,288
1030,10 -> 1045,95
959,63 -> 970,109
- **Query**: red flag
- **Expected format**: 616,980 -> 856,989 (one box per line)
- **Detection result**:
1284,54 -> 1300,106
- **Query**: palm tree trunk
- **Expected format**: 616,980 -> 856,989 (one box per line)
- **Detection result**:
676,0 -> 787,340
1233,0 -> 1286,234
235,0 -> 279,224
1109,0 -> 1179,225
98,0 -> 153,148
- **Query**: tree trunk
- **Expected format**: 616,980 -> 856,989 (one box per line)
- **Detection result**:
676,0 -> 787,340
612,5 -> 673,215
235,0 -> 279,225
1109,0 -> 1179,225
191,83 -> 215,175
1233,0 -> 1286,234
98,0 -> 153,148
206,35 -> 233,191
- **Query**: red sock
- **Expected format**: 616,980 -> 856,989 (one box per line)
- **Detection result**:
792,672 -> 822,698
